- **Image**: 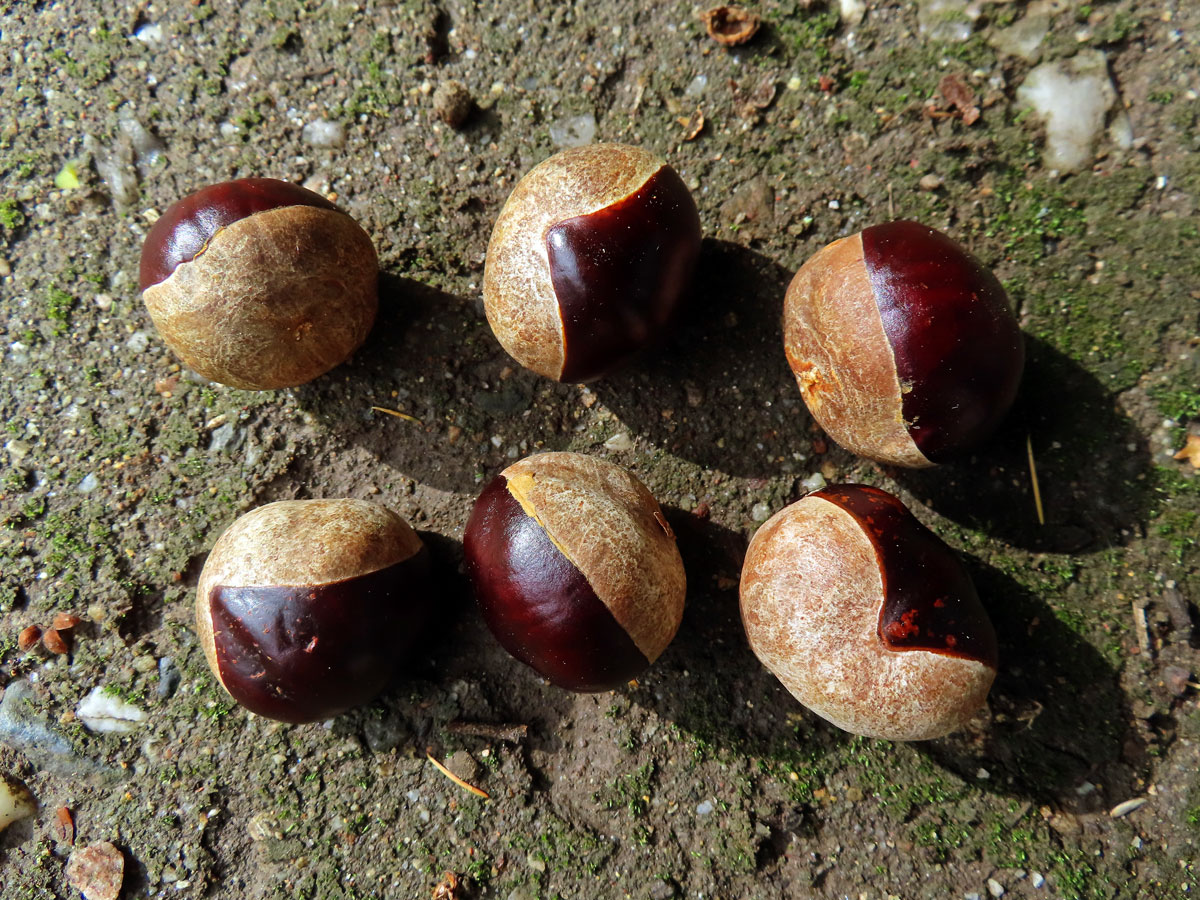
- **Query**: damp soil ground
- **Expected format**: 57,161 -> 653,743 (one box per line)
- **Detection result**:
1,1 -> 1199,898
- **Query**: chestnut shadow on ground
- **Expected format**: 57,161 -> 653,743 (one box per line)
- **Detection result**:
889,336 -> 1152,553
594,239 -> 811,479
632,510 -> 852,763
295,274 -> 580,494
332,531 -> 582,761
923,556 -> 1142,811
636,510 -> 1139,810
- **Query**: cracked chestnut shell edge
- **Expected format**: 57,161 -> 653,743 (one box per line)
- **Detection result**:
482,143 -> 701,382
196,499 -> 429,724
784,220 -> 1024,467
140,178 -> 378,391
739,484 -> 997,741
463,452 -> 686,691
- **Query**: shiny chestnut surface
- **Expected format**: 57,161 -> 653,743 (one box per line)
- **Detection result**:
197,499 -> 429,724
139,178 -> 377,390
463,453 -> 686,691
139,178 -> 338,291
483,144 -> 701,382
465,476 -> 648,691
739,484 -> 997,741
784,220 -> 1024,467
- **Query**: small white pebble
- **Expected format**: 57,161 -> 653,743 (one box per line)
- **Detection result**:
76,687 -> 147,734
0,775 -> 36,833
126,330 -> 151,353
696,800 -> 714,815
134,23 -> 165,45
975,767 -> 990,780
1109,797 -> 1147,818
1031,872 -> 1045,889
78,473 -> 99,493
302,119 -> 345,148
549,114 -> 596,148
801,473 -> 827,493
751,501 -> 772,522
987,878 -> 1005,898
604,432 -> 633,452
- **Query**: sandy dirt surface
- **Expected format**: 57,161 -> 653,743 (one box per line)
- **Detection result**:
1,1 -> 1198,898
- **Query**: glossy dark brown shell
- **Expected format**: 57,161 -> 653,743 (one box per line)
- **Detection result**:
813,484 -> 997,667
861,220 -> 1025,463
784,221 -> 1023,467
739,484 -> 997,740
196,499 -> 428,723
464,475 -> 649,691
140,178 -> 338,291
209,550 -> 430,723
547,165 -> 701,382
482,144 -> 701,382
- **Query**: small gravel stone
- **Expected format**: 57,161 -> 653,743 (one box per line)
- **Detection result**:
751,501 -> 772,522
432,80 -> 474,128
604,432 -> 633,452
0,773 -> 36,832
1031,872 -> 1045,889
696,800 -> 714,815
801,473 -> 827,493
66,841 -> 125,900
302,119 -> 345,148
76,687 -> 147,734
157,657 -> 181,699
549,114 -> 596,148
650,879 -> 678,900
987,877 -> 1006,898
446,749 -> 480,783
77,473 -> 99,493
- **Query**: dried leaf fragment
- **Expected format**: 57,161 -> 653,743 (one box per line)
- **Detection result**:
55,806 -> 76,845
66,841 -> 125,900
53,612 -> 82,630
678,109 -> 706,140
432,871 -> 463,900
17,625 -> 41,652
701,5 -> 761,46
43,627 -> 70,655
938,73 -> 981,125
1174,433 -> 1200,468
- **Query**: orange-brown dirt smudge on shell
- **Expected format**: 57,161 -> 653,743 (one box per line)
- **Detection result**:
739,489 -> 996,741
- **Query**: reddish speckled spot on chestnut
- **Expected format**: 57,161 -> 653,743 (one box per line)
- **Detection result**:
209,549 -> 430,724
861,220 -> 1024,462
139,178 -> 340,291
546,166 -> 702,383
463,475 -> 648,691
814,484 -> 998,667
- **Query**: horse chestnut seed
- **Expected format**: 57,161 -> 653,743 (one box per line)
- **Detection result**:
482,143 -> 702,382
739,484 -> 997,740
196,499 -> 430,724
784,220 -> 1024,467
140,177 -> 378,390
463,452 -> 686,691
